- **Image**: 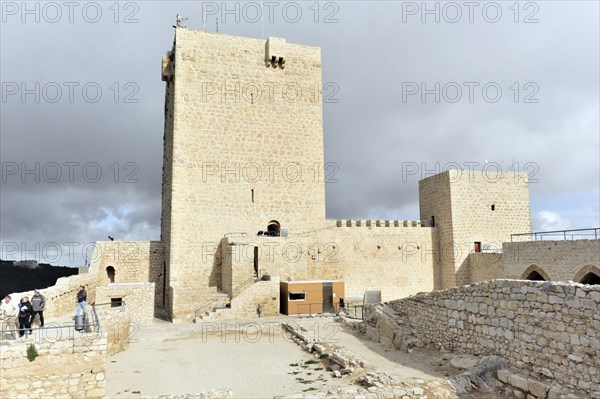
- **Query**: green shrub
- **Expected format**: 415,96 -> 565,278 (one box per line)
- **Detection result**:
26,344 -> 38,362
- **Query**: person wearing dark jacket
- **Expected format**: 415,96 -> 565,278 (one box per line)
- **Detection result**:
337,297 -> 347,316
18,297 -> 33,337
75,286 -> 87,316
31,290 -> 45,327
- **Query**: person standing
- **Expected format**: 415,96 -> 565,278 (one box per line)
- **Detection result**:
1,295 -> 19,340
338,297 -> 346,315
75,285 -> 87,316
18,297 -> 33,337
256,303 -> 263,318
31,290 -> 45,328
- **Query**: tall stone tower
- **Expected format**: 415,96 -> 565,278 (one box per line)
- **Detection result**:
419,170 -> 532,289
160,29 -> 326,321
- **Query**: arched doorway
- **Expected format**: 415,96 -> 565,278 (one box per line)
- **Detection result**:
267,220 -> 280,237
106,266 -> 115,283
526,271 -> 545,281
574,265 -> 600,285
521,265 -> 550,281
579,272 -> 600,285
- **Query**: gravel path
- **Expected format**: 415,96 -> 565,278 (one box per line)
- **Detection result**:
106,317 -> 349,398
105,315 -> 476,398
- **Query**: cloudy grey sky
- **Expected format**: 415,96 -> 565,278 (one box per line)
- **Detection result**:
1,1 -> 598,266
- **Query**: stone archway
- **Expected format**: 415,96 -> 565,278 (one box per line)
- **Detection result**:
267,220 -> 281,236
574,265 -> 600,285
521,265 -> 551,281
106,266 -> 116,283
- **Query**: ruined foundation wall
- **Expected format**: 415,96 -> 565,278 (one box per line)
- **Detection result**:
0,335 -> 107,399
0,308 -> 131,399
376,280 -> 599,395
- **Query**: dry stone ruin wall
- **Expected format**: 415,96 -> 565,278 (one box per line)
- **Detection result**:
367,280 -> 599,397
0,308 -> 131,399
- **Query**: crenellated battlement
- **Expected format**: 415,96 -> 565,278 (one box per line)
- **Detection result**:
334,219 -> 429,228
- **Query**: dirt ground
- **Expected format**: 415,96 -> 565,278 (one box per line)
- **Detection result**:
105,315 -> 505,398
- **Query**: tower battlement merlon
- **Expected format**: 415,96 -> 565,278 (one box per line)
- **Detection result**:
335,220 -> 427,227
418,168 -> 531,185
168,28 -> 322,70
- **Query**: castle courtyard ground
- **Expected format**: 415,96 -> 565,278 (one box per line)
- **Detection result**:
104,315 -> 502,398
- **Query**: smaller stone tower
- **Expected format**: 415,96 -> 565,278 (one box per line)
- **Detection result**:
419,169 -> 532,289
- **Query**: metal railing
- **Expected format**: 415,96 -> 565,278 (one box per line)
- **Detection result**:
193,299 -> 217,321
511,228 -> 599,242
344,304 -> 364,320
93,300 -> 127,308
231,276 -> 255,299
1,303 -> 104,343
289,302 -> 365,318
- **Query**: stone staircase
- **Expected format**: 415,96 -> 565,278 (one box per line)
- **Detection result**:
195,306 -> 231,322
193,274 -> 268,322
194,291 -> 232,322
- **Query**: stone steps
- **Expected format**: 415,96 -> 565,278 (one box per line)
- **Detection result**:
197,307 -> 232,322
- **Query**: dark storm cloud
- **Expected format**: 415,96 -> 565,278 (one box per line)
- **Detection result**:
1,1 -> 598,265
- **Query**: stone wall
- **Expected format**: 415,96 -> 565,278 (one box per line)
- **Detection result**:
96,282 -> 155,325
221,237 -> 255,297
468,252 -> 504,283
228,278 -> 280,319
100,306 -> 133,356
503,239 -> 600,283
368,280 -> 599,396
0,306 -> 132,398
222,223 -> 435,303
310,223 -> 435,301
161,48 -> 175,316
0,333 -> 107,398
88,241 -> 165,307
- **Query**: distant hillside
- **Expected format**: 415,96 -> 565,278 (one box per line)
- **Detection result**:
0,260 -> 78,298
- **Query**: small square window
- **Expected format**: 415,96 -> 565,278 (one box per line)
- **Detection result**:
111,297 -> 123,308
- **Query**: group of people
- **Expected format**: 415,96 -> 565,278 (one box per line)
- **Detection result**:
0,285 -> 88,340
0,290 -> 45,339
